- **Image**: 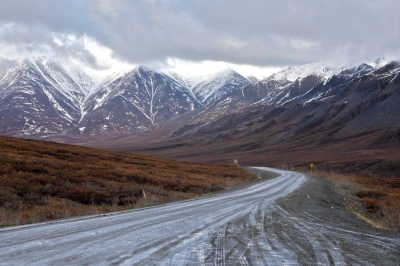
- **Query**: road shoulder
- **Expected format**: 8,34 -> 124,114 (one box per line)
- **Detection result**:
276,173 -> 400,264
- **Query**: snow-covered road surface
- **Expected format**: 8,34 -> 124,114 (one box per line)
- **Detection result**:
1,167 -> 399,265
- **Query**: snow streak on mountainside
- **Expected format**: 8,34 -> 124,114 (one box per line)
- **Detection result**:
163,71 -> 200,102
192,68 -> 250,104
69,70 -> 96,95
73,66 -> 201,136
0,58 -> 88,135
31,57 -> 88,106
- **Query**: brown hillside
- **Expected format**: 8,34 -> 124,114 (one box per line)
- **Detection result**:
0,136 -> 255,227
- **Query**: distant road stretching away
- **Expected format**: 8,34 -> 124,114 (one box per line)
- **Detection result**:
1,168 -> 399,265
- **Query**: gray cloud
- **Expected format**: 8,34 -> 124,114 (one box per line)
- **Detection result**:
0,23 -> 107,70
0,0 -> 107,70
88,0 -> 400,66
1,0 -> 400,69
0,0 -> 101,36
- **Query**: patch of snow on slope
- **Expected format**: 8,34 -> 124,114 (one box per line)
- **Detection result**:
40,84 -> 74,122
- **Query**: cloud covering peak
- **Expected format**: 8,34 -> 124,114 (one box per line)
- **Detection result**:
1,0 -> 399,77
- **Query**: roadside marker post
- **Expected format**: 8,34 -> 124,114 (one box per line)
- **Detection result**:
310,163 -> 315,174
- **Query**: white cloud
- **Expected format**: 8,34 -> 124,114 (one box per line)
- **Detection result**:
158,58 -> 281,82
0,25 -> 134,82
52,34 -> 135,82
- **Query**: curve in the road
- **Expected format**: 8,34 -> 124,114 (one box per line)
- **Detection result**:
0,167 -> 399,265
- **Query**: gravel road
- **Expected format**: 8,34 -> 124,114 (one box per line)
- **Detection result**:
0,167 -> 399,265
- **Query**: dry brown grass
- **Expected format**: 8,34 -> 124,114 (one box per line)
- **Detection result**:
316,170 -> 400,232
0,136 -> 256,227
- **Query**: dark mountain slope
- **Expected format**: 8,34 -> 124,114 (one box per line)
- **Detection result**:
68,66 -> 201,137
192,68 -> 250,104
0,59 -> 82,136
91,62 -> 400,176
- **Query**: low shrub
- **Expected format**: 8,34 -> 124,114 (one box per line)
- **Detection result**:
0,136 -> 256,227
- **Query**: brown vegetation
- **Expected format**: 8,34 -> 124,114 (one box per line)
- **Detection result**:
0,136 -> 256,227
315,170 -> 400,232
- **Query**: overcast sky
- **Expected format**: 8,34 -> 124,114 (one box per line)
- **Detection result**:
0,0 -> 399,79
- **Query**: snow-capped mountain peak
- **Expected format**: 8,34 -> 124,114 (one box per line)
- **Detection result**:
265,62 -> 345,82
1,57 -> 204,137
136,65 -> 152,72
370,57 -> 390,69
0,56 -> 88,135
163,71 -> 194,89
338,63 -> 374,79
75,64 -> 201,136
210,67 -> 237,78
247,75 -> 259,83
192,67 -> 250,104
10,56 -> 99,103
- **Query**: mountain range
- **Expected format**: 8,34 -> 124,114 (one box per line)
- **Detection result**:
1,56 -> 399,175
91,58 -> 400,176
0,58 -> 202,139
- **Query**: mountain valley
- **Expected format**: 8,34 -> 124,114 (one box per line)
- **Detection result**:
0,57 -> 399,176
89,59 -> 400,175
